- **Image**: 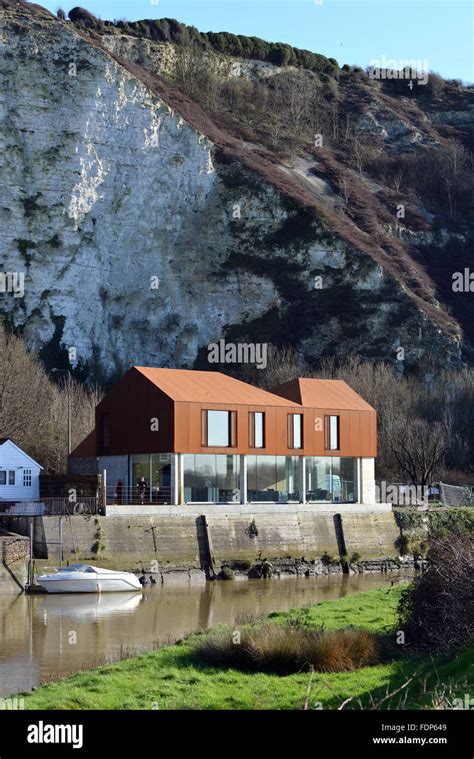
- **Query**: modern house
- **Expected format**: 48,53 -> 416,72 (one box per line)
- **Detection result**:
0,439 -> 42,501
69,367 -> 377,506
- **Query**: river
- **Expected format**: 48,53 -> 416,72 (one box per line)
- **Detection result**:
0,574 -> 397,697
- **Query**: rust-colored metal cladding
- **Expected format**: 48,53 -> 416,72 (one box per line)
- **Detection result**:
69,430 -> 96,457
72,367 -> 377,458
271,378 -> 375,411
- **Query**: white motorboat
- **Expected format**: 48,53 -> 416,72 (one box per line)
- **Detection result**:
37,564 -> 143,594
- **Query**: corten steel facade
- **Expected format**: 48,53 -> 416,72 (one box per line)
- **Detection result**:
69,367 -> 377,506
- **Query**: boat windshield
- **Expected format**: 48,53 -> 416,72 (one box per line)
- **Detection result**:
61,564 -> 95,573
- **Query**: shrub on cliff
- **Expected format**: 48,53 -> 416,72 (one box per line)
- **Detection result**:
68,6 -> 101,28
398,531 -> 474,653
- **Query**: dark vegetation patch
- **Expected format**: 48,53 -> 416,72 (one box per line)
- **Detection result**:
16,238 -> 36,264
398,531 -> 473,653
411,236 -> 474,348
21,193 -> 42,218
90,15 -> 339,75
37,313 -> 88,382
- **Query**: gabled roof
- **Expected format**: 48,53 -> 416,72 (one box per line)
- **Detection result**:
0,438 -> 43,468
134,367 -> 300,406
270,378 -> 375,411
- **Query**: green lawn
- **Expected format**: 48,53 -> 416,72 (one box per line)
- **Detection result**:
19,587 -> 473,710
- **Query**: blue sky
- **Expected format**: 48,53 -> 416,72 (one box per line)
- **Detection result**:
41,0 -> 473,82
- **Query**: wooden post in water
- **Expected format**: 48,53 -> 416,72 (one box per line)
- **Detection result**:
200,514 -> 215,579
103,468 -> 107,512
28,521 -> 34,587
59,516 -> 63,569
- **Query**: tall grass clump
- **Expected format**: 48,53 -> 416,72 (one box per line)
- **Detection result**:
191,622 -> 380,675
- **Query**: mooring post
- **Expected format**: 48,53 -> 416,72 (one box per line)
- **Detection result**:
28,521 -> 34,586
201,514 -> 215,579
103,468 -> 107,510
59,516 -> 63,568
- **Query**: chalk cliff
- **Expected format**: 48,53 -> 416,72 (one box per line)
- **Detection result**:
0,2 -> 469,378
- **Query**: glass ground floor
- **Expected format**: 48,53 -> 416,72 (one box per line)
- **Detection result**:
103,453 -> 361,505
181,454 -> 356,504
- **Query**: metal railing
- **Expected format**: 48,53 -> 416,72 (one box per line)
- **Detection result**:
105,485 -> 173,505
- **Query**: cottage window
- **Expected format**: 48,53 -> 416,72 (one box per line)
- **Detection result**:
23,469 -> 32,487
8,471 -> 15,485
0,471 -> 5,485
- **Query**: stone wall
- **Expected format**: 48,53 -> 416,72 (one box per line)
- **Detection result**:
0,530 -> 30,564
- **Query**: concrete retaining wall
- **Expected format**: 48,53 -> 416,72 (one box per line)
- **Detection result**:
207,513 -> 341,562
340,512 -> 402,559
0,508 -> 403,574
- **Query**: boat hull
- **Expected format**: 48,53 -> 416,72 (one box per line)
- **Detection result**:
37,568 -> 143,594
40,579 -> 141,594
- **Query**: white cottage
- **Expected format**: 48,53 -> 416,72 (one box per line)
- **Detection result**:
0,439 -> 42,500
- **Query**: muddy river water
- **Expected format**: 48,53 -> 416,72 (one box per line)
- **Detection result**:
0,573 -> 396,696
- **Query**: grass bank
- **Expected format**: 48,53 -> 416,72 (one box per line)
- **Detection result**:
19,587 -> 473,710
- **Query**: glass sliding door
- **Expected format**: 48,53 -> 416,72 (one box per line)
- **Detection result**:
151,454 -> 171,503
131,454 -> 151,503
130,453 -> 172,503
305,457 -> 355,503
339,457 -> 355,502
247,455 -> 299,502
183,454 -> 239,503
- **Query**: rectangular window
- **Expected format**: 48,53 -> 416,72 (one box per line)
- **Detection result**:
23,469 -> 32,487
325,415 -> 340,450
0,471 -> 6,485
203,410 -> 237,447
249,412 -> 265,448
8,471 -> 15,485
288,414 -> 303,449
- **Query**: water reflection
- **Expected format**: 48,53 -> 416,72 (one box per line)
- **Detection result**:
0,574 -> 393,696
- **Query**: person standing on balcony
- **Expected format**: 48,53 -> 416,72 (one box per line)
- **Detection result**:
137,476 -> 148,505
115,479 -> 123,504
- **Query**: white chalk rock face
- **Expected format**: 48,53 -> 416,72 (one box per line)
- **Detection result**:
0,8 -> 460,377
